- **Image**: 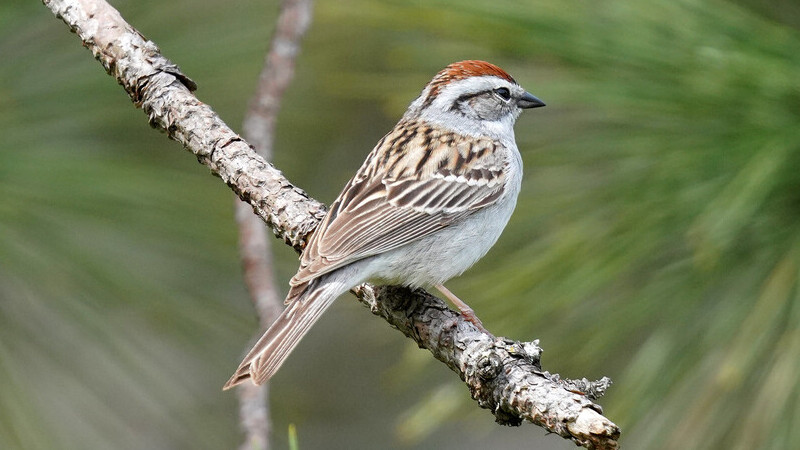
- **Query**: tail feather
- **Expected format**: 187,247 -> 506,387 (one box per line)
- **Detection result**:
222,281 -> 345,390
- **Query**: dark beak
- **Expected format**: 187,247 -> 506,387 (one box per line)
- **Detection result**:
517,91 -> 546,109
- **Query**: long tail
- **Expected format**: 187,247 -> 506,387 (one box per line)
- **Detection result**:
222,279 -> 347,390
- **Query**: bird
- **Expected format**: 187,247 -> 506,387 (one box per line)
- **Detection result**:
224,60 -> 545,390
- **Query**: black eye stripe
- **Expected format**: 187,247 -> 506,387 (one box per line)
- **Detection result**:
494,87 -> 511,101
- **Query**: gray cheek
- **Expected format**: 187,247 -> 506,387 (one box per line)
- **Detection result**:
470,97 -> 506,121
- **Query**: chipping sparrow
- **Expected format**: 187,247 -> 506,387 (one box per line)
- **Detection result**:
224,60 -> 545,389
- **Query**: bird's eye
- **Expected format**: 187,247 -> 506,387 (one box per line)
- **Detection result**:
494,87 -> 511,101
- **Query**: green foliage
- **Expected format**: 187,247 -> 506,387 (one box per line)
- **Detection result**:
1,0 -> 799,449
288,424 -> 299,450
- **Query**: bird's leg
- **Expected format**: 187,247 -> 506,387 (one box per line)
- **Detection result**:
435,284 -> 485,330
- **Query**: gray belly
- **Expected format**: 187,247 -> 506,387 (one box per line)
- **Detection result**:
363,189 -> 519,288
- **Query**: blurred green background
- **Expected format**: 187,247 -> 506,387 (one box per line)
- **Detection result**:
2,0 -> 799,448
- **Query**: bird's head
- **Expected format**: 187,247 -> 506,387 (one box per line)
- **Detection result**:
406,60 -> 545,138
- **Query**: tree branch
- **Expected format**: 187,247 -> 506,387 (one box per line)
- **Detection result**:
234,0 -> 314,448
42,0 -> 620,447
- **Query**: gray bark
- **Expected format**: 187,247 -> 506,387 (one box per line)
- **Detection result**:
234,0 -> 314,448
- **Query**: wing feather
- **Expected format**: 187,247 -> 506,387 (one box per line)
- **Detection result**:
291,121 -> 507,286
